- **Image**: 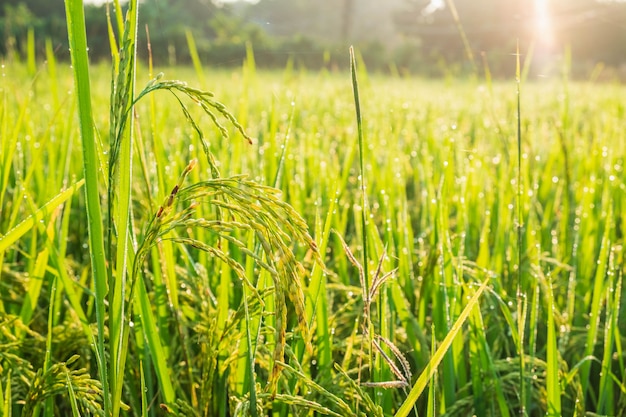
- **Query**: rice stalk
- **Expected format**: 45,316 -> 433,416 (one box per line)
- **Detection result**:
63,0 -> 110,413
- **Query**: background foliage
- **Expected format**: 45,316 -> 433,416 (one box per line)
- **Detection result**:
1,0 -> 626,77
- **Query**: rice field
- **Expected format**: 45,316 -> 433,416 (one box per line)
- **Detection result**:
1,5 -> 625,416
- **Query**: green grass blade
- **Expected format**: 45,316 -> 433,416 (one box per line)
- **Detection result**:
19,247 -> 49,334
185,29 -> 206,87
546,273 -> 561,416
112,0 -> 124,39
44,38 -> 58,106
306,182 -> 338,374
0,180 -> 84,252
580,210 -> 612,398
43,275 -> 57,417
105,2 -> 119,63
427,324 -> 436,417
468,298 -> 510,417
597,250 -> 619,414
136,274 -> 176,403
140,362 -> 148,417
612,270 -> 624,414
1,370 -> 9,417
514,39 -> 528,417
349,46 -> 369,295
62,1 -> 110,413
349,46 -> 375,397
66,372 -> 81,417
242,268 -> 259,417
445,0 -> 476,74
395,277 -> 490,417
27,28 -> 36,77
46,236 -> 94,342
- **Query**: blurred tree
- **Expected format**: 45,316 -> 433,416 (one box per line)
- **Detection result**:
241,0 -> 341,41
137,0 -> 206,63
556,0 -> 626,68
0,0 -> 223,62
0,1 -> 65,59
1,0 -> 64,21
394,0 -> 527,62
2,0 -> 624,76
341,0 -> 354,41
0,3 -> 39,59
241,0 -> 404,45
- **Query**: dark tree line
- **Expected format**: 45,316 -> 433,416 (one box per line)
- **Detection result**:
1,0 -> 626,77
1,0 -> 221,64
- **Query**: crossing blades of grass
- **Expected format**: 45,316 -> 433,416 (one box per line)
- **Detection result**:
0,180 -> 84,253
395,276 -> 490,417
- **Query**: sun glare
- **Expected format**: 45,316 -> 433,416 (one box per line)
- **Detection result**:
533,0 -> 554,48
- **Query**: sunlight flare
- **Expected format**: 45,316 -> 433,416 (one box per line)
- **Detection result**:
533,0 -> 554,47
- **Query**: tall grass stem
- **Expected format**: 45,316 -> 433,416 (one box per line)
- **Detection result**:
63,0 -> 110,413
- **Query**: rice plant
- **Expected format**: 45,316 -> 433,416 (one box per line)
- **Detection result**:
0,1 -> 624,416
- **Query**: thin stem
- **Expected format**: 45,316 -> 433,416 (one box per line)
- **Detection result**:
515,40 -> 527,417
350,46 -> 369,299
